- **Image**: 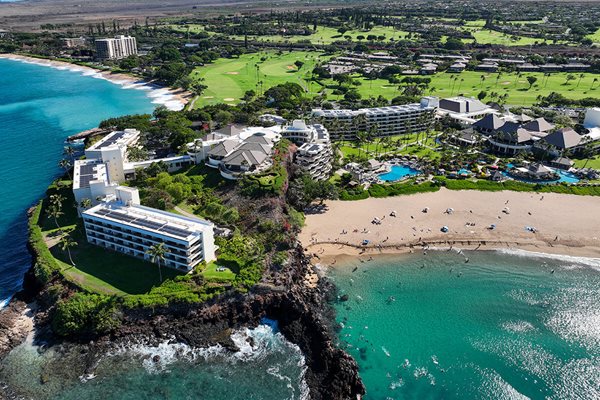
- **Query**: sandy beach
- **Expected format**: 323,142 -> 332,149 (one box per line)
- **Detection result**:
300,189 -> 600,262
0,53 -> 191,111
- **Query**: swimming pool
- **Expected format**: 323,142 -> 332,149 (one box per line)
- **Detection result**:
379,165 -> 421,182
502,168 -> 580,184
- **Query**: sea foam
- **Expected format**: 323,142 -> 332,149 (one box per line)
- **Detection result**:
3,56 -> 185,111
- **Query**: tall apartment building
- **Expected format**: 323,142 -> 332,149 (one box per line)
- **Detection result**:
311,100 -> 436,140
282,120 -> 333,181
82,187 -> 216,273
95,35 -> 138,60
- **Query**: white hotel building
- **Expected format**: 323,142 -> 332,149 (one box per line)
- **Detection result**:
74,129 -> 216,271
282,120 -> 333,181
311,99 -> 436,140
83,187 -> 216,272
95,35 -> 138,60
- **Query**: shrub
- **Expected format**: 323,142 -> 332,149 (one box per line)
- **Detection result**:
52,293 -> 120,337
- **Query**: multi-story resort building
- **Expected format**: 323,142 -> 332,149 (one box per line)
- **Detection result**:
73,129 -> 216,271
311,99 -> 436,140
82,187 -> 216,272
282,120 -> 333,181
95,35 -> 138,60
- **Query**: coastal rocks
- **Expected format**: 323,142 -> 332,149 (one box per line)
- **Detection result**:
0,301 -> 35,359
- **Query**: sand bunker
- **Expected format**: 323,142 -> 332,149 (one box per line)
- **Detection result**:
286,65 -> 296,70
225,71 -> 240,75
203,96 -> 214,99
223,98 -> 235,101
501,81 -> 512,85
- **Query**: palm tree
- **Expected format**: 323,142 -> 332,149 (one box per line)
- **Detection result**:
59,159 -> 72,180
48,204 -> 63,231
146,243 -> 166,283
80,198 -> 93,210
60,235 -> 77,266
48,194 -> 65,230
576,73 -> 584,89
63,146 -> 76,161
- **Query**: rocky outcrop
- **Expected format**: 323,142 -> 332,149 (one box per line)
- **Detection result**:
104,246 -> 365,400
3,241 -> 364,400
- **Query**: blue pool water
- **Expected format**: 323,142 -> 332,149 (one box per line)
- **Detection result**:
0,58 -> 156,307
502,167 -> 580,184
379,165 -> 420,182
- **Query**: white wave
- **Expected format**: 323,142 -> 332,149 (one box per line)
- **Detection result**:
0,295 -> 11,310
501,320 -> 536,333
3,56 -> 185,111
495,248 -> 600,271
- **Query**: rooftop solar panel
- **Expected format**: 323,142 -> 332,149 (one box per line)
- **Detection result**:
109,212 -> 136,223
98,130 -> 129,148
159,226 -> 191,238
134,219 -> 164,230
95,209 -> 111,216
79,164 -> 96,175
80,175 -> 93,188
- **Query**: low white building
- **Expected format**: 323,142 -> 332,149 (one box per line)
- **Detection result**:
83,187 -> 216,272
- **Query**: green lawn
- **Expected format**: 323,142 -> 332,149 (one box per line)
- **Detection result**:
190,51 -> 328,106
202,261 -> 236,281
326,71 -> 600,106
587,28 -> 600,44
48,224 -> 181,295
177,25 -> 410,44
574,156 -> 600,169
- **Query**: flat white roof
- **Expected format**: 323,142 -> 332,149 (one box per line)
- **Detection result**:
84,201 -> 213,241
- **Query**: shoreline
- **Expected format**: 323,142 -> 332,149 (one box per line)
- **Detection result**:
300,189 -> 600,264
0,53 -> 192,111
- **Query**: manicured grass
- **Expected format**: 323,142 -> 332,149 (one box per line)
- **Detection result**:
48,225 -> 181,295
573,156 -> 600,170
190,51 -> 328,106
326,71 -> 600,106
195,25 -> 410,44
587,28 -> 600,44
202,261 -> 236,281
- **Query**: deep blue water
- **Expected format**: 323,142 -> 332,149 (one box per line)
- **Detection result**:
0,58 -> 156,306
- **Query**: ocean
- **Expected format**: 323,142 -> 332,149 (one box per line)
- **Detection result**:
0,57 -> 172,307
329,250 -> 600,399
0,324 -> 309,400
0,58 -> 308,400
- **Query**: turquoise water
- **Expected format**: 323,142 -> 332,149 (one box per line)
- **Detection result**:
0,58 -> 156,306
379,165 -> 421,182
503,164 -> 580,184
0,324 -> 308,399
329,250 -> 600,399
